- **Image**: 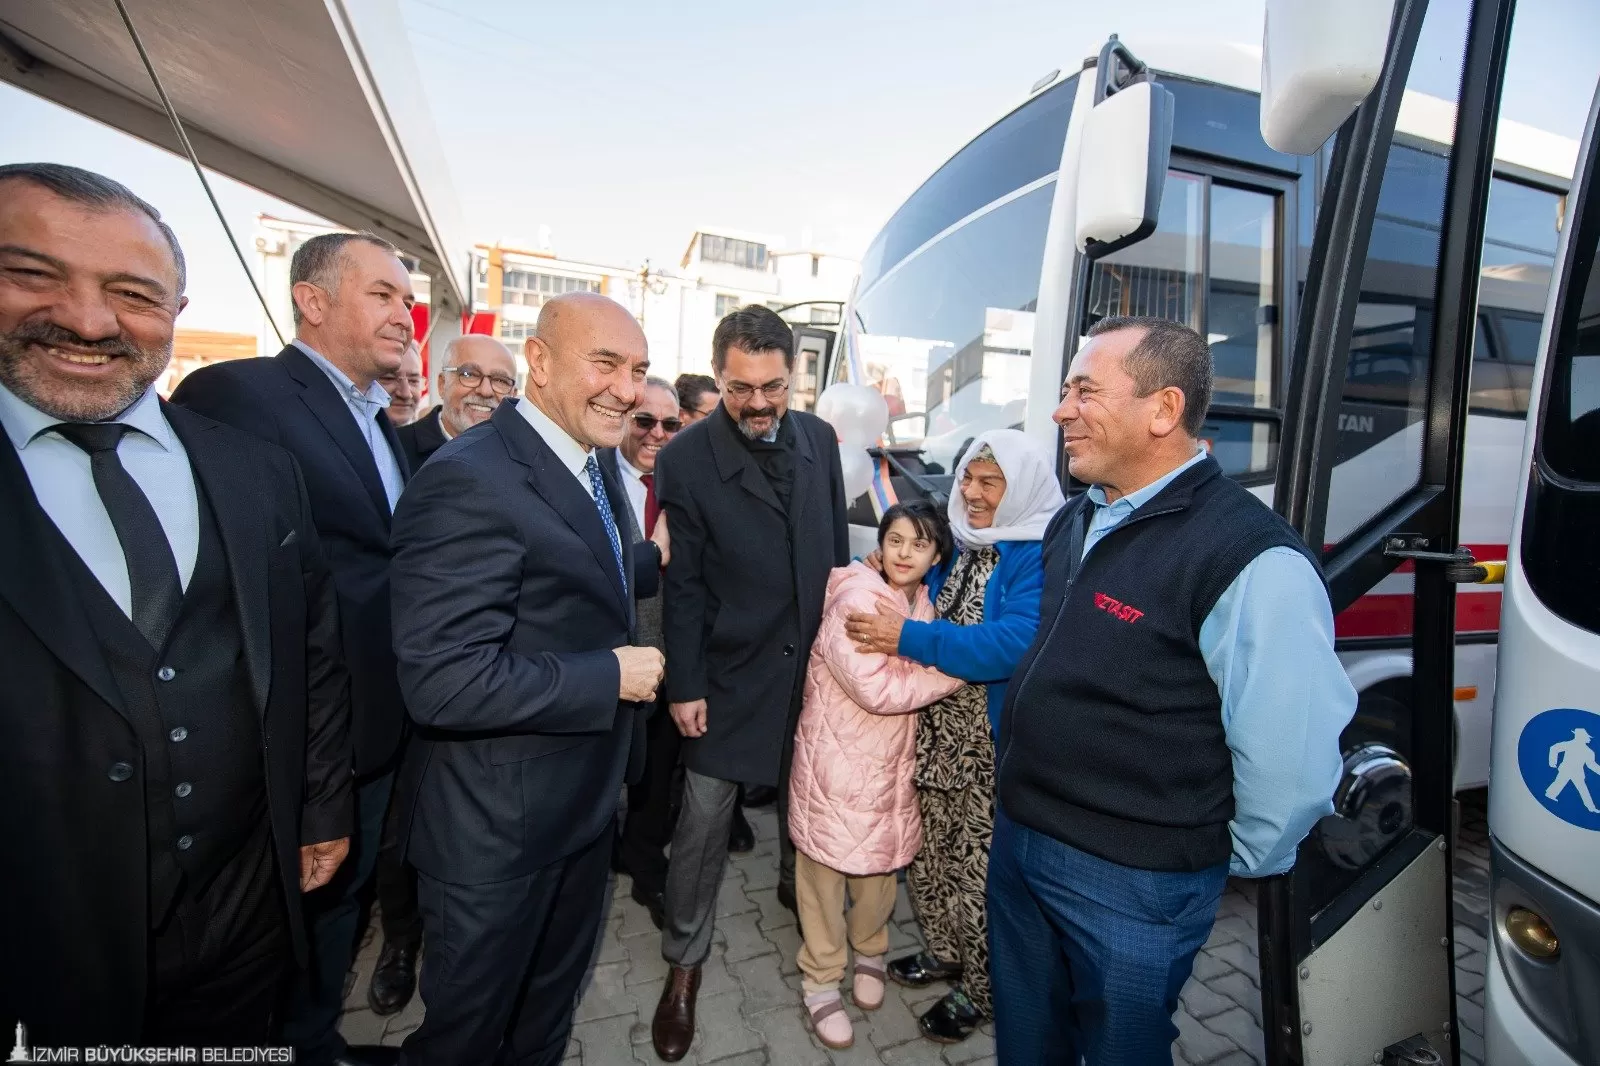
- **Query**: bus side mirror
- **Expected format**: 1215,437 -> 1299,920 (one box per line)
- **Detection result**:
1259,0 -> 1397,154
1075,76 -> 1174,260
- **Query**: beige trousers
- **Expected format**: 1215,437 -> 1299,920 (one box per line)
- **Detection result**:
794,849 -> 898,994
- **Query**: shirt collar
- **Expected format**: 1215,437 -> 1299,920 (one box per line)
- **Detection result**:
617,450 -> 649,482
1087,447 -> 1209,516
0,378 -> 173,452
293,339 -> 392,409
514,396 -> 592,479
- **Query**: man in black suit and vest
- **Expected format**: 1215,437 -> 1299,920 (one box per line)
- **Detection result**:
389,291 -> 666,1064
0,164 -> 352,1044
366,334 -> 516,1017
172,231 -> 415,1066
650,306 -> 851,1061
393,333 -> 517,473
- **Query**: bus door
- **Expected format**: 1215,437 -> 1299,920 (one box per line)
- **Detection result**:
1255,0 -> 1517,1061
1483,79 -> 1600,1066
790,325 -> 835,413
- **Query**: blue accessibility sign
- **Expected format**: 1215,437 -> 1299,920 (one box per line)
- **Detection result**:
1518,708 -> 1600,831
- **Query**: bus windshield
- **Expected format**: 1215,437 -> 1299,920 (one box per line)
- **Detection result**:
844,77 -> 1076,473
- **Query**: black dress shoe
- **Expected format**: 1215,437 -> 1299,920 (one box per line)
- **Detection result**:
632,879 -> 666,930
776,879 -> 798,916
332,1047 -> 401,1066
366,939 -> 419,1016
727,808 -> 755,853
741,784 -> 779,808
918,986 -> 984,1044
887,950 -> 963,987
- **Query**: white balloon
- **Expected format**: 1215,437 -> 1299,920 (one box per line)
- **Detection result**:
838,444 -> 875,500
816,383 -> 890,449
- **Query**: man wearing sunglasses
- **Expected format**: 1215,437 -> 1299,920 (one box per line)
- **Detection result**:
394,335 -> 517,475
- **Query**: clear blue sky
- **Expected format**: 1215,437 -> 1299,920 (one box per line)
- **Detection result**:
2,0 -> 1594,332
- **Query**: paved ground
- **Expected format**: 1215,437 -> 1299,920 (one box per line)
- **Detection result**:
341,792 -> 1493,1065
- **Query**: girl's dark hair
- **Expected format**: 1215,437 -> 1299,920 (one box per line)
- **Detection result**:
877,499 -> 954,566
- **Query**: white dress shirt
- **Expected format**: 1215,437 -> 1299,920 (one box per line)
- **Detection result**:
514,396 -> 597,501
0,380 -> 199,617
615,450 -> 650,533
293,339 -> 406,510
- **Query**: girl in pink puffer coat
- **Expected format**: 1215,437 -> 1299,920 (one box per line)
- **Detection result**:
787,500 -> 963,1050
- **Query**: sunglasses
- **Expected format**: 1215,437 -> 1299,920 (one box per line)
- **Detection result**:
631,413 -> 683,434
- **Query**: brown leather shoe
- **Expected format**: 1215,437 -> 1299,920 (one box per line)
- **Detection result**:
651,964 -> 701,1061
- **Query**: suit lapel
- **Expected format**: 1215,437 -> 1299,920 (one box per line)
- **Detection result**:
708,410 -> 783,515
600,449 -> 645,544
786,416 -> 819,540
597,452 -> 638,633
279,344 -> 394,522
0,432 -> 127,716
495,402 -> 629,614
166,403 -> 271,715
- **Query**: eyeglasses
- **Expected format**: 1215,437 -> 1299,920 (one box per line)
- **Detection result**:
443,365 -> 517,395
631,413 -> 683,434
722,380 -> 789,401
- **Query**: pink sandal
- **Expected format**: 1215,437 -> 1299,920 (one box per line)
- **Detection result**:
805,992 -> 854,1049
853,955 -> 887,1011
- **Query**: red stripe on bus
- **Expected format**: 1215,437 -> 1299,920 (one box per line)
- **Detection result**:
1334,591 -> 1504,640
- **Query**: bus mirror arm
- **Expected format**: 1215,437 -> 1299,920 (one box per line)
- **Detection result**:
1381,538 -> 1505,583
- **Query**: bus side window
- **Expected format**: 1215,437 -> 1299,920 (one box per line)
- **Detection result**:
1496,312 -> 1544,414
1468,314 -> 1518,415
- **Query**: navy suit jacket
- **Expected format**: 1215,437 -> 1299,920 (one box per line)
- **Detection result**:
389,399 -> 658,883
172,344 -> 409,775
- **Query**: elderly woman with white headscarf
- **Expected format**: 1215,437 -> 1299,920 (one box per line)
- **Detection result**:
845,428 -> 1063,1043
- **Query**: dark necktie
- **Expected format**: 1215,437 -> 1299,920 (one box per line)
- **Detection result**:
641,472 -> 660,537
584,454 -> 627,595
53,422 -> 184,648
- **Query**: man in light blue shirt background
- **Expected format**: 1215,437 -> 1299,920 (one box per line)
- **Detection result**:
989,315 -> 1356,1065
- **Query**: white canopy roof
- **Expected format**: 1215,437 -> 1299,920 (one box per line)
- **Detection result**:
0,0 -> 468,309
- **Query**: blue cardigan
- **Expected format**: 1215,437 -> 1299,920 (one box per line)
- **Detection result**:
896,539 -> 1045,736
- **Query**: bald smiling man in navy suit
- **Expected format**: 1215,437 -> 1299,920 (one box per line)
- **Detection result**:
388,292 -> 668,1065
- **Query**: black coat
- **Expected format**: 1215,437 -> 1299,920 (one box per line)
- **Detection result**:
389,400 -> 660,884
657,408 -> 850,785
0,403 -> 352,1043
172,344 -> 410,775
395,405 -> 448,473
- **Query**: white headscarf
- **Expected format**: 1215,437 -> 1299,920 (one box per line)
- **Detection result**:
946,428 -> 1066,548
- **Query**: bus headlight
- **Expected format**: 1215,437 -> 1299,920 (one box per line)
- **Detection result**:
1504,906 -> 1560,960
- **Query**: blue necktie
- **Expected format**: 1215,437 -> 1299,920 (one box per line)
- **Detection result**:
585,455 -> 627,595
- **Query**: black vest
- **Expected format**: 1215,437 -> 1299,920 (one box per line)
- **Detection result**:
59,483 -> 265,923
997,457 -> 1321,872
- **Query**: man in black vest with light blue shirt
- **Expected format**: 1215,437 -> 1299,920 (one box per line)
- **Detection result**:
988,316 -> 1357,1065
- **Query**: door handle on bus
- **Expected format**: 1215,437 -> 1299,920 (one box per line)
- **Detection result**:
1381,538 -> 1505,583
